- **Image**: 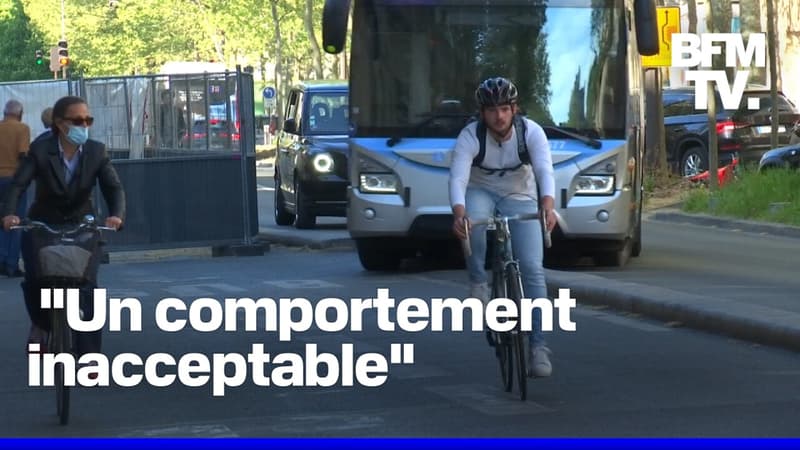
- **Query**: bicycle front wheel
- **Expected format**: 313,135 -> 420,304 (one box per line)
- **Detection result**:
506,264 -> 527,401
51,308 -> 72,425
492,268 -> 513,393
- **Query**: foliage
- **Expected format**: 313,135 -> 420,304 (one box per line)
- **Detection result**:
682,168 -> 800,226
8,0 -> 341,108
0,0 -> 50,81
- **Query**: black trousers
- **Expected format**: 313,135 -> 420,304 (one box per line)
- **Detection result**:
20,230 -> 103,355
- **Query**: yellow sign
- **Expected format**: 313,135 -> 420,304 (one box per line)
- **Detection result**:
642,6 -> 681,67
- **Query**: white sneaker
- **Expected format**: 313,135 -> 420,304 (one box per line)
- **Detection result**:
528,345 -> 553,378
470,282 -> 490,305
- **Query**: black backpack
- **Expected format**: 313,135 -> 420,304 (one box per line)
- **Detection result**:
472,114 -> 530,175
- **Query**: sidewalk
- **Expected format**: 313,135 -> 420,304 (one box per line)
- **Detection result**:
257,212 -> 800,352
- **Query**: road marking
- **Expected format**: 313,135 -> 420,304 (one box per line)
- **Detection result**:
427,383 -> 553,415
164,283 -> 248,297
263,279 -> 343,289
294,334 -> 384,353
258,185 -> 274,191
265,413 -> 384,434
390,363 -> 450,379
118,423 -> 238,437
107,290 -> 151,299
572,307 -> 670,332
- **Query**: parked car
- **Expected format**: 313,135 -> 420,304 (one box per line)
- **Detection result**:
758,142 -> 800,171
663,87 -> 800,176
274,81 -> 349,229
181,119 -> 240,149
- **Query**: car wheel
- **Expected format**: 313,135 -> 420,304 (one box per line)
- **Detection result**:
294,179 -> 316,229
355,238 -> 406,271
681,146 -> 708,177
274,172 -> 294,226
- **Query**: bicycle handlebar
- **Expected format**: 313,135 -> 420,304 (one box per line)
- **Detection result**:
461,211 -> 551,257
10,219 -> 117,234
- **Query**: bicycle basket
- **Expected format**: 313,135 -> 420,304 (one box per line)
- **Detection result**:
33,228 -> 100,280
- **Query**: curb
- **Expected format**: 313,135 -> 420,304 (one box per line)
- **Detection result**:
256,231 -> 354,250
649,209 -> 800,239
546,270 -> 800,352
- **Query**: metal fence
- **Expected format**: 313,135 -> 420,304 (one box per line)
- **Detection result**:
1,69 -> 260,251
74,71 -> 249,159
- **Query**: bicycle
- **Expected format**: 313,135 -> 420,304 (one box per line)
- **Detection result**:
13,215 -> 115,426
462,203 -> 550,401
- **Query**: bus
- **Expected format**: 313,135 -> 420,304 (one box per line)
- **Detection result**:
322,0 -> 659,270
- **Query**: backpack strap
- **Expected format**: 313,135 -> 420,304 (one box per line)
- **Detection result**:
472,114 -> 530,175
473,121 -> 488,168
514,114 -> 530,165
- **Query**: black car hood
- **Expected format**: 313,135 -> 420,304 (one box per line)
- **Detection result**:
308,136 -> 349,156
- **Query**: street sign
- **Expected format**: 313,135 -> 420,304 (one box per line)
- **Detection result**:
262,86 -> 277,109
642,6 -> 681,68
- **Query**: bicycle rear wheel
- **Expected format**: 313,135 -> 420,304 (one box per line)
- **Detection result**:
506,264 -> 527,401
51,308 -> 72,425
491,268 -> 513,393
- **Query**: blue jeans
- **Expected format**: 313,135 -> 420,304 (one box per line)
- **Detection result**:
465,187 -> 548,348
0,177 -> 25,272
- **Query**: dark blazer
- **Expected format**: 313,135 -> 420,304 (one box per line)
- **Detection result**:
1,135 -> 125,225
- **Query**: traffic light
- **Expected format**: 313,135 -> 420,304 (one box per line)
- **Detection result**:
57,40 -> 69,67
35,49 -> 43,65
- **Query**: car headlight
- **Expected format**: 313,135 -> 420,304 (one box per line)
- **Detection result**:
312,153 -> 335,173
356,154 -> 400,194
574,156 -> 617,196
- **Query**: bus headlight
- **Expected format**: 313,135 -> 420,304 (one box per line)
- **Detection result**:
359,174 -> 399,193
357,154 -> 400,194
312,153 -> 335,173
574,155 -> 617,195
574,175 -> 615,195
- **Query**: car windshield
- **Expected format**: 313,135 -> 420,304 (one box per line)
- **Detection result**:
306,92 -> 349,135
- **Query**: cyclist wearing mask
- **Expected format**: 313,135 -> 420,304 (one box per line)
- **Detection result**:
1,95 -> 125,358
450,77 -> 556,377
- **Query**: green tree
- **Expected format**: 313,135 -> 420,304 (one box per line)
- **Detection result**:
0,0 -> 49,81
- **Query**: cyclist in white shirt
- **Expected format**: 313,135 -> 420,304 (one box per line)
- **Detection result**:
450,77 -> 556,377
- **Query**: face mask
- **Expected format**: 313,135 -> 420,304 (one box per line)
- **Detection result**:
66,126 -> 89,145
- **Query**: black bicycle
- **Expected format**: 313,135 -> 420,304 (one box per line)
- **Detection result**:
13,215 -> 115,425
462,205 -> 550,401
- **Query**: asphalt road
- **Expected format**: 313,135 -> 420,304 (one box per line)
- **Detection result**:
1,248 -> 799,437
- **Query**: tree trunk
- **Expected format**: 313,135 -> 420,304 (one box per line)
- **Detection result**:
687,0 -> 697,34
305,0 -> 324,79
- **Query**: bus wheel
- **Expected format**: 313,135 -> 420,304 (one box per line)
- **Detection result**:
631,221 -> 642,257
596,239 -> 632,267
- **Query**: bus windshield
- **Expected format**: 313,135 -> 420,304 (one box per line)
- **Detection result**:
350,0 -> 627,140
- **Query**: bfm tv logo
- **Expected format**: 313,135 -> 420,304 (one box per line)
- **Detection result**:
672,32 -> 766,111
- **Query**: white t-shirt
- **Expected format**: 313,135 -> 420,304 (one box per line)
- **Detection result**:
449,117 -> 555,208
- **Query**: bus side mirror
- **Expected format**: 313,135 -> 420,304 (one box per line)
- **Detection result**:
322,0 -> 351,54
634,0 -> 659,56
283,118 -> 298,135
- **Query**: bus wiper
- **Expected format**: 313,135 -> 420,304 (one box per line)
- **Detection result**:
386,113 -> 475,147
543,126 -> 602,149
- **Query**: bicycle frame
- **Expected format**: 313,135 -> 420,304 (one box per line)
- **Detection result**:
12,216 -> 115,425
464,210 -> 538,401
